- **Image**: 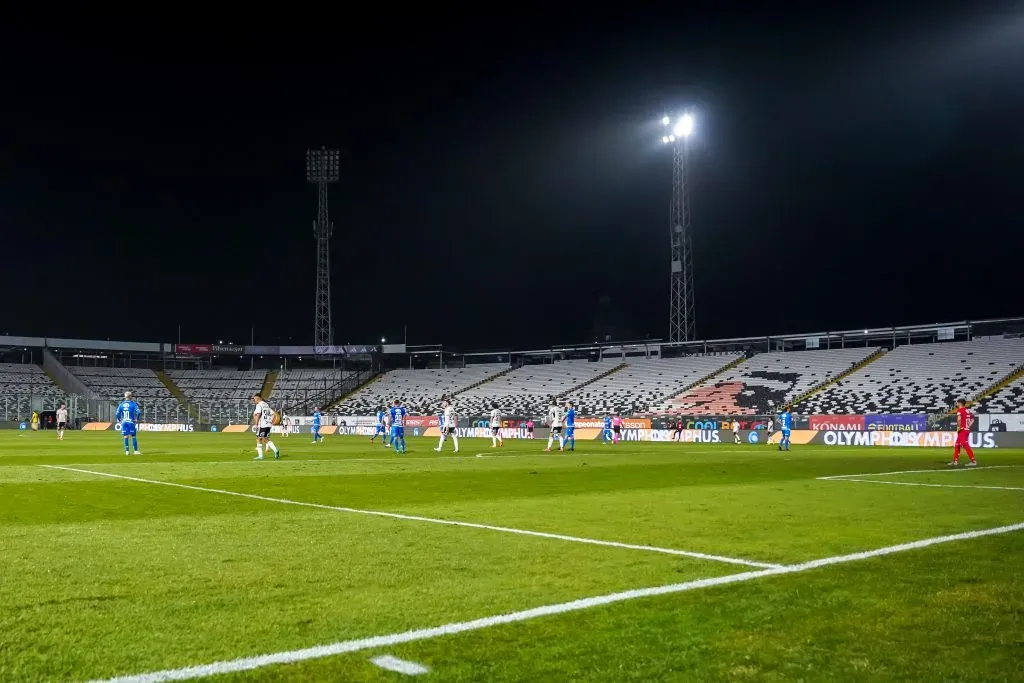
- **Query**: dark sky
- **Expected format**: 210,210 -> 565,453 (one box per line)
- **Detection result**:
2,5 -> 1022,351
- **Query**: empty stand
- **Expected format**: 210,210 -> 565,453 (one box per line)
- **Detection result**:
70,367 -> 181,418
795,339 -> 1024,414
663,347 -> 880,415
974,375 -> 1024,414
0,362 -> 63,419
571,354 -> 743,415
336,364 -> 509,415
273,368 -> 356,408
457,359 -> 622,416
166,369 -> 268,423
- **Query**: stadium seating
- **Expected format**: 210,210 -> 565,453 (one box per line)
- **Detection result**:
571,354 -> 744,415
0,362 -> 63,419
335,364 -> 509,415
69,366 -> 179,407
456,359 -> 623,416
273,368 -> 354,408
974,375 -> 1024,414
166,369 -> 268,423
795,338 -> 1024,414
662,347 -> 880,415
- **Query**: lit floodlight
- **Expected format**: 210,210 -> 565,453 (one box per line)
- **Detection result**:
674,113 -> 694,138
668,134 -> 676,143
661,115 -> 671,126
662,135 -> 669,143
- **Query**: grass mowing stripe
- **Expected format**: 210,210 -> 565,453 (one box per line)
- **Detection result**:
39,465 -> 780,569
86,521 -> 1024,683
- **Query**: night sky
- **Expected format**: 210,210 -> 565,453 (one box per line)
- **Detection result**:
2,5 -> 1022,352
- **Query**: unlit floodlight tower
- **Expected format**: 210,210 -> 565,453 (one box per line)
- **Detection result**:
661,112 -> 696,343
306,147 -> 339,354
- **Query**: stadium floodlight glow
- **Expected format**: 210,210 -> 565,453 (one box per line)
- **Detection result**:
661,115 -> 671,125
660,109 -> 697,342
661,112 -> 694,143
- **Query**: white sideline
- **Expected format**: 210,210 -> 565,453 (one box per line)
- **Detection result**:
824,479 -> 1024,492
818,465 -> 1020,480
39,465 -> 779,569
86,521 -> 1024,683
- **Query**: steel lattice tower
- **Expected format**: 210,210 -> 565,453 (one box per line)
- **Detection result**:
662,113 -> 696,342
306,147 -> 340,353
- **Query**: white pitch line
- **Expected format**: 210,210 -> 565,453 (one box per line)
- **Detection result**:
826,478 -> 1024,492
86,520 -> 1024,683
40,465 -> 779,569
370,655 -> 429,675
817,465 -> 1020,480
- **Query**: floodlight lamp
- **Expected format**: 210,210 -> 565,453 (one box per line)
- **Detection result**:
674,113 -> 694,138
668,134 -> 676,143
661,115 -> 671,126
662,136 -> 669,143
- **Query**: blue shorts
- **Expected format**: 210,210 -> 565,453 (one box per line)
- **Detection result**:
312,425 -> 320,433
565,426 -> 575,438
781,429 -> 791,439
391,426 -> 404,439
120,422 -> 137,437
374,425 -> 386,434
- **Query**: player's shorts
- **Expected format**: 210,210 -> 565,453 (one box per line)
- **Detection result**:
527,426 -> 534,433
565,427 -> 575,438
391,426 -> 405,438
552,426 -> 562,434
491,427 -> 501,435
444,426 -> 457,436
120,422 -> 137,437
374,425 -> 386,434
781,429 -> 791,439
613,426 -> 621,434
257,426 -> 271,439
57,422 -> 67,430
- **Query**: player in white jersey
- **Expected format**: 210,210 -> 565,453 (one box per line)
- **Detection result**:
281,413 -> 290,437
56,404 -> 69,440
251,393 -> 281,460
545,401 -> 565,452
489,404 -> 504,448
435,400 -> 460,452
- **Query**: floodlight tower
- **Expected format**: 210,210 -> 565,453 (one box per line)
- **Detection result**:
661,113 -> 696,343
306,147 -> 339,353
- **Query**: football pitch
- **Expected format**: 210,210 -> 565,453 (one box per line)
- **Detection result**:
2,432 -> 1022,682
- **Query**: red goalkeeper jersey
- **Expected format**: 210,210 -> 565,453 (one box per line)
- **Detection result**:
956,406 -> 975,431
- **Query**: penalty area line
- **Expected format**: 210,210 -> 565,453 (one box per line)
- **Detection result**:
823,478 -> 1024,492
817,465 -> 1020,480
39,465 -> 780,570
87,520 -> 1024,683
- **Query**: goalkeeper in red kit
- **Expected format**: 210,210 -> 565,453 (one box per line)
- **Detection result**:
949,399 -> 978,467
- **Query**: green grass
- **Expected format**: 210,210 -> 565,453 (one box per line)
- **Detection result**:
0,431 -> 1021,682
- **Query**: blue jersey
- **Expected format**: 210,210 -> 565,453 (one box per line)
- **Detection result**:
603,416 -> 612,430
389,406 -> 407,428
376,410 -> 386,426
116,400 -> 140,424
312,410 -> 321,427
565,408 -> 576,428
780,411 -> 793,431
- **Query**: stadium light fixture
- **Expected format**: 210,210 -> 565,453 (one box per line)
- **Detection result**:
661,112 -> 694,144
381,337 -> 386,344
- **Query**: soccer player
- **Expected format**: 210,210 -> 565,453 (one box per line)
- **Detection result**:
526,419 -> 534,439
950,399 -> 978,467
602,414 -> 612,444
56,403 -> 69,441
545,400 -> 564,452
489,403 -> 504,448
672,419 -> 683,442
435,400 -> 459,452
765,415 -> 774,445
389,399 -> 408,454
251,393 -> 280,460
777,407 -> 792,451
370,406 -> 388,444
612,414 -> 622,444
281,413 -> 291,438
311,406 -> 323,444
564,401 -> 577,451
116,392 -> 141,455
733,419 -> 741,444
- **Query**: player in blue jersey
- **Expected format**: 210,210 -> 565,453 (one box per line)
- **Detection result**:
370,407 -> 388,444
602,415 -> 613,444
311,406 -> 323,444
389,399 -> 408,454
564,401 -> 577,451
115,391 -> 142,456
777,407 -> 793,451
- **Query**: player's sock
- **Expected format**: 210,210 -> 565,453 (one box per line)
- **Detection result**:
558,436 -> 565,450
568,437 -> 575,450
123,436 -> 129,452
546,435 -> 554,449
964,442 -> 975,462
267,440 -> 278,454
256,444 -> 264,459
451,433 -> 459,451
401,436 -> 407,453
131,437 -> 139,452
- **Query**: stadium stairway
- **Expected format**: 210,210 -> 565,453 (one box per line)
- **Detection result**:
326,371 -> 383,412
674,354 -> 749,398
790,346 -> 888,410
260,370 -> 278,399
966,363 -> 1024,409
451,365 -> 516,397
557,362 -> 628,399
154,370 -> 202,424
